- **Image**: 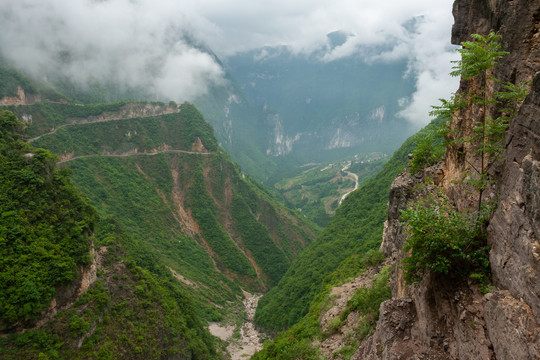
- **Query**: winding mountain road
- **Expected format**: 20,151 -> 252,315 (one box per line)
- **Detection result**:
57,149 -> 214,165
338,162 -> 359,206
28,104 -> 180,143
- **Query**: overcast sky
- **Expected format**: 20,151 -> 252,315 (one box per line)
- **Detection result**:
0,0 -> 459,126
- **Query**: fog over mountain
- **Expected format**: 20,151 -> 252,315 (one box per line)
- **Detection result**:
0,0 -> 458,126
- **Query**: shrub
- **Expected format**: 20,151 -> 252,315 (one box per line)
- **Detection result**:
409,129 -> 445,175
401,191 -> 490,284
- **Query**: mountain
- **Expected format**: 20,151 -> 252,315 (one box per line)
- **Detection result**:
0,30 -> 418,186
7,3 -> 537,358
192,74 -> 285,182
0,59 -> 320,358
2,98 -> 317,314
196,44 -> 418,226
253,0 -> 540,358
0,111 -> 220,359
225,45 -> 417,167
253,115 -> 443,331
0,40 -> 417,227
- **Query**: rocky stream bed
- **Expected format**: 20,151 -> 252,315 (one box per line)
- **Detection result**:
208,292 -> 265,359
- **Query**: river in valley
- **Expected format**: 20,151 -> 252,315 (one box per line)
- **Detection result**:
209,292 -> 264,359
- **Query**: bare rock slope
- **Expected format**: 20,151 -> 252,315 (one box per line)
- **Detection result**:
353,0 -> 540,359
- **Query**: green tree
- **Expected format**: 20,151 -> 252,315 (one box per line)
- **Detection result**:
408,128 -> 445,175
403,33 -> 530,285
401,191 -> 490,284
431,33 -> 528,211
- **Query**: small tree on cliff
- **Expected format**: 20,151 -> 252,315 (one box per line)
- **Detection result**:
451,33 -> 508,213
403,33 -> 530,285
431,33 -> 529,211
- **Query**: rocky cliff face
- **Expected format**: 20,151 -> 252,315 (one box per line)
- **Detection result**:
0,85 -> 41,105
354,0 -> 540,359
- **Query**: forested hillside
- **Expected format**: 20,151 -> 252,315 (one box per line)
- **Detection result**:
0,55 -> 325,360
254,116 -> 445,331
0,111 -> 221,359
3,99 -> 318,322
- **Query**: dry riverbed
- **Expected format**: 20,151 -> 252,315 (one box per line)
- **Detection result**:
209,291 -> 265,359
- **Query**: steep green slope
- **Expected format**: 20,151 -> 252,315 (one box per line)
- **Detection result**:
8,101 -> 317,321
0,53 -> 286,182
0,47 -> 416,185
1,220 -> 222,360
252,252 -> 390,360
0,111 -> 95,328
254,117 -> 444,331
0,111 -> 221,359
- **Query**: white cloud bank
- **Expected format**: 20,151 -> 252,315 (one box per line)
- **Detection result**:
0,0 -> 225,101
0,0 -> 460,123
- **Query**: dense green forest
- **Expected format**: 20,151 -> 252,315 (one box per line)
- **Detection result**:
0,62 -> 319,358
254,116 -> 446,331
15,102 -> 216,153
5,94 -> 317,323
0,111 -> 96,326
0,111 -> 221,359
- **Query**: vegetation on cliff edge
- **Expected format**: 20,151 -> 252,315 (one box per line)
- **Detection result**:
254,115 -> 446,331
403,33 -> 530,286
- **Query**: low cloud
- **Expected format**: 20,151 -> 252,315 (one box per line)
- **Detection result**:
0,0 -> 459,120
0,0 -> 224,102
389,13 -> 461,128
189,0 -> 460,127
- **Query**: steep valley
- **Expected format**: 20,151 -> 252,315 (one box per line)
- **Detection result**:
273,154 -> 387,227
0,96 -> 317,358
2,0 -> 540,358
12,101 -> 317,313
253,0 -> 540,359
0,110 -> 221,358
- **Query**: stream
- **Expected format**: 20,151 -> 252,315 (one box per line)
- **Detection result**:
209,292 -> 264,359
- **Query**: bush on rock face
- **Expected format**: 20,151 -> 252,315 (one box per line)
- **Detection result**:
402,33 -> 530,287
401,191 -> 490,285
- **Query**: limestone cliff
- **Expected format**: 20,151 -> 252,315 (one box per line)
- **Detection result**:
353,0 -> 540,359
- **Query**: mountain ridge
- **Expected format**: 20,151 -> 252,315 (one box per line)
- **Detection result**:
252,0 -> 540,358
0,65 -> 318,358
0,110 -> 222,358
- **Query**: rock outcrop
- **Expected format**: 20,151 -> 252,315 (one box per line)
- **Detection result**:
354,0 -> 540,359
0,86 -> 41,105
